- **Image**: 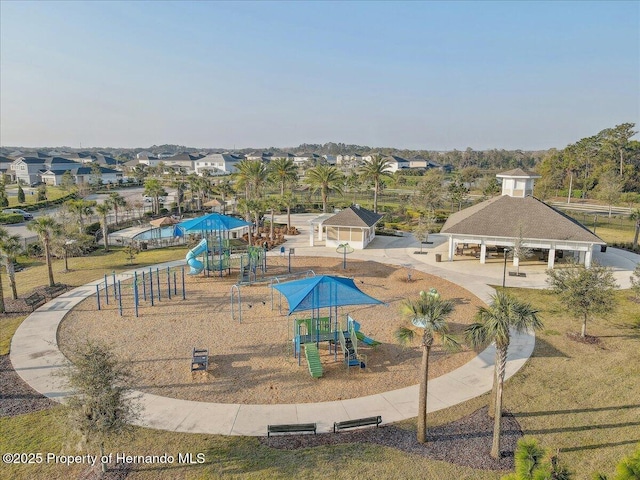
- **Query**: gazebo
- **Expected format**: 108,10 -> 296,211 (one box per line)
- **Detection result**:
313,205 -> 383,249
440,169 -> 605,268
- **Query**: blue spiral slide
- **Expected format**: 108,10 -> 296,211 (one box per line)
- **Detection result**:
186,238 -> 208,275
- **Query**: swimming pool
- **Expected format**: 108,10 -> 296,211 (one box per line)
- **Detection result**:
133,226 -> 181,241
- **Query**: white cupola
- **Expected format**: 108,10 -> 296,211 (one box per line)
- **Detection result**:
495,168 -> 541,198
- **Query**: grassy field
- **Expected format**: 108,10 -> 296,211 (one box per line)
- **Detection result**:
1,251 -> 639,479
6,185 -> 71,207
3,246 -> 189,297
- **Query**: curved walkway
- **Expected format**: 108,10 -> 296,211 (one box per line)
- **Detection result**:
11,221 -> 554,436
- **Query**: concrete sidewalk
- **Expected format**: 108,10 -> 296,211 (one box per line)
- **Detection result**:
15,212 -> 635,436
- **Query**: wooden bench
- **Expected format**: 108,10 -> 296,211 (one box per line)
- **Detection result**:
24,292 -> 46,312
333,416 -> 382,433
44,283 -> 67,300
267,423 -> 317,437
191,348 -> 209,372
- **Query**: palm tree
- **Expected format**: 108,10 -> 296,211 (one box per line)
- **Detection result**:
27,216 -> 62,287
171,168 -> 188,217
396,291 -> 459,443
188,175 -> 211,211
213,179 -> 235,215
235,159 -> 268,201
360,155 -> 393,213
65,199 -> 96,233
268,157 -> 298,197
465,291 -> 543,459
95,203 -> 112,251
281,192 -> 297,231
143,178 -> 167,215
107,192 -> 127,225
265,197 -> 281,241
305,164 -> 343,213
0,227 -> 13,312
0,229 -> 24,299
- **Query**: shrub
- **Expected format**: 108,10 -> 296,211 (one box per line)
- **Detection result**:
26,242 -> 43,257
0,213 -> 25,225
84,222 -> 101,236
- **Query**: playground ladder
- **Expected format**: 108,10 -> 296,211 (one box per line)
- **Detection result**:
304,344 -> 323,378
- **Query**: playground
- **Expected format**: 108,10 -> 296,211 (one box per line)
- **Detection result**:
57,256 -> 484,405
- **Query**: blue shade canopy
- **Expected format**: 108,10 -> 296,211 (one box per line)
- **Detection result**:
272,275 -> 383,315
177,213 -> 251,233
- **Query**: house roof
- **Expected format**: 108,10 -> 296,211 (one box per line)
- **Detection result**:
384,155 -> 410,164
72,166 -> 121,175
323,206 -> 384,228
496,168 -> 540,178
440,195 -> 604,244
17,157 -> 46,164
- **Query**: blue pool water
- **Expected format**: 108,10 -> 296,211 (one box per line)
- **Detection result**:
133,226 -> 180,241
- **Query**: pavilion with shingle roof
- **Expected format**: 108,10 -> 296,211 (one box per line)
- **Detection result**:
310,205 -> 384,249
440,169 -> 605,268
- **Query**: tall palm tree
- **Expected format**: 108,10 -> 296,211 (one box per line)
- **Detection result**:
396,291 -> 459,443
27,216 -> 62,287
247,160 -> 268,200
360,155 -> 393,213
0,227 -> 12,312
107,192 -> 127,225
281,192 -> 296,231
0,230 -> 24,299
95,203 -> 112,251
465,291 -> 543,459
213,179 -> 235,214
65,199 -> 96,233
188,174 -> 211,211
305,164 -> 343,213
143,178 -> 167,215
265,197 -> 281,241
235,159 -> 268,201
268,157 -> 298,197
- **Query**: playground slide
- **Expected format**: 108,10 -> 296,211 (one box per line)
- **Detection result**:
349,318 -> 381,346
304,344 -> 323,378
355,331 -> 381,347
186,238 -> 208,275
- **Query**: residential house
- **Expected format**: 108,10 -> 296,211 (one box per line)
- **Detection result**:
382,155 -> 410,173
0,156 -> 17,182
194,153 -> 243,176
11,157 -> 47,185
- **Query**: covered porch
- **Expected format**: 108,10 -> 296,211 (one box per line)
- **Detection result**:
444,234 -> 601,269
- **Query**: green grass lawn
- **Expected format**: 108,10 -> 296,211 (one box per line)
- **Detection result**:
6,185 -> 71,207
1,249 -> 639,479
4,246 -> 189,297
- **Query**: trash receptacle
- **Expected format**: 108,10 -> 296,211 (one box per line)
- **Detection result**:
140,241 -> 148,250
435,253 -> 442,262
600,245 -> 607,253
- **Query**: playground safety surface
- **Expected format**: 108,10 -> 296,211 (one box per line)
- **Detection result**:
58,256 -> 483,405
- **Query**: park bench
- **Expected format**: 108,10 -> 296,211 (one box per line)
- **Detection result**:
191,348 -> 209,372
24,292 -> 46,312
44,283 -> 67,300
333,416 -> 382,433
267,423 -> 317,437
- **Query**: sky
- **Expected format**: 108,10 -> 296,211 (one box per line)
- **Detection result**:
1,1 -> 638,151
